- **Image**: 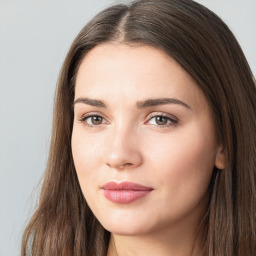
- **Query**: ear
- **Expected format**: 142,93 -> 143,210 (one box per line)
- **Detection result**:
215,145 -> 226,170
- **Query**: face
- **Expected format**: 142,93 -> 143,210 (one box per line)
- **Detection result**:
72,44 -> 225,236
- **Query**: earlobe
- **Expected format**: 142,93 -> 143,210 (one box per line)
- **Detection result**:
215,145 -> 226,170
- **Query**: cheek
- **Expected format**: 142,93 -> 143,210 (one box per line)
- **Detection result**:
71,127 -> 103,194
145,124 -> 217,211
146,123 -> 217,170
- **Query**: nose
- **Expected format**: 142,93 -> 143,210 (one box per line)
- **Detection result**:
103,125 -> 143,170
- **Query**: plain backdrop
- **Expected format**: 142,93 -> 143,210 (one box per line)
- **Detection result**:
0,1 -> 255,255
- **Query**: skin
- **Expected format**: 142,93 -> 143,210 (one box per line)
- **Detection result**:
71,44 -> 225,256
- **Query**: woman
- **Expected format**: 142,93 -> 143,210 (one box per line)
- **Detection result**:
22,0 -> 256,255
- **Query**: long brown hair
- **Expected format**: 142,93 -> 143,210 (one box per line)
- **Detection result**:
22,0 -> 256,255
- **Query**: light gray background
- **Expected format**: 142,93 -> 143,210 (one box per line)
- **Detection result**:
0,1 -> 255,255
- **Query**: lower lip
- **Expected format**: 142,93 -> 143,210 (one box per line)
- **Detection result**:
102,189 -> 152,204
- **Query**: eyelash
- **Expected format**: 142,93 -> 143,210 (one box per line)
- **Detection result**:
78,112 -> 178,129
78,112 -> 109,128
146,113 -> 178,128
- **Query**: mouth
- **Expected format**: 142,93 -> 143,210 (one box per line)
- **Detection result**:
101,181 -> 153,204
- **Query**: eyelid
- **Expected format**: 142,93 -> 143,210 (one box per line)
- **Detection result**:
78,112 -> 109,127
146,112 -> 176,119
77,111 -> 178,128
145,112 -> 178,127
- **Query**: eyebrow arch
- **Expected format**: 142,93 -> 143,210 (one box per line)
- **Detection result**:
73,97 -> 107,108
73,97 -> 191,110
137,98 -> 191,109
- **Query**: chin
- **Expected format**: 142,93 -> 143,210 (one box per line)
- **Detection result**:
101,220 -> 152,236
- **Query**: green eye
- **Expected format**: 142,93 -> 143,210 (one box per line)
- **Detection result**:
89,116 -> 103,125
147,115 -> 178,127
80,114 -> 107,126
155,116 -> 168,125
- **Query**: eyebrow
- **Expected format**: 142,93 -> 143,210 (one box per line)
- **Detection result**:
73,97 -> 107,108
137,98 -> 191,109
73,97 -> 191,110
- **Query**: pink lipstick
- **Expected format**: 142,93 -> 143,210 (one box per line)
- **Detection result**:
101,181 -> 153,204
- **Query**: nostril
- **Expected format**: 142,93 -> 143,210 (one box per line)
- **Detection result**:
106,162 -> 133,168
104,146 -> 143,170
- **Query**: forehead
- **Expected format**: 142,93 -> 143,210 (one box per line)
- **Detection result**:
75,43 -> 208,111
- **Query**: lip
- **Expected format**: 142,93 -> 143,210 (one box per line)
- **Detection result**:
101,181 -> 153,204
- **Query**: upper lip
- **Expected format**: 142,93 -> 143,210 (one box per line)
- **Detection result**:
101,181 -> 153,191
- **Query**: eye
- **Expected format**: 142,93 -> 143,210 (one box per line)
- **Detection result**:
79,113 -> 109,127
146,114 -> 178,127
